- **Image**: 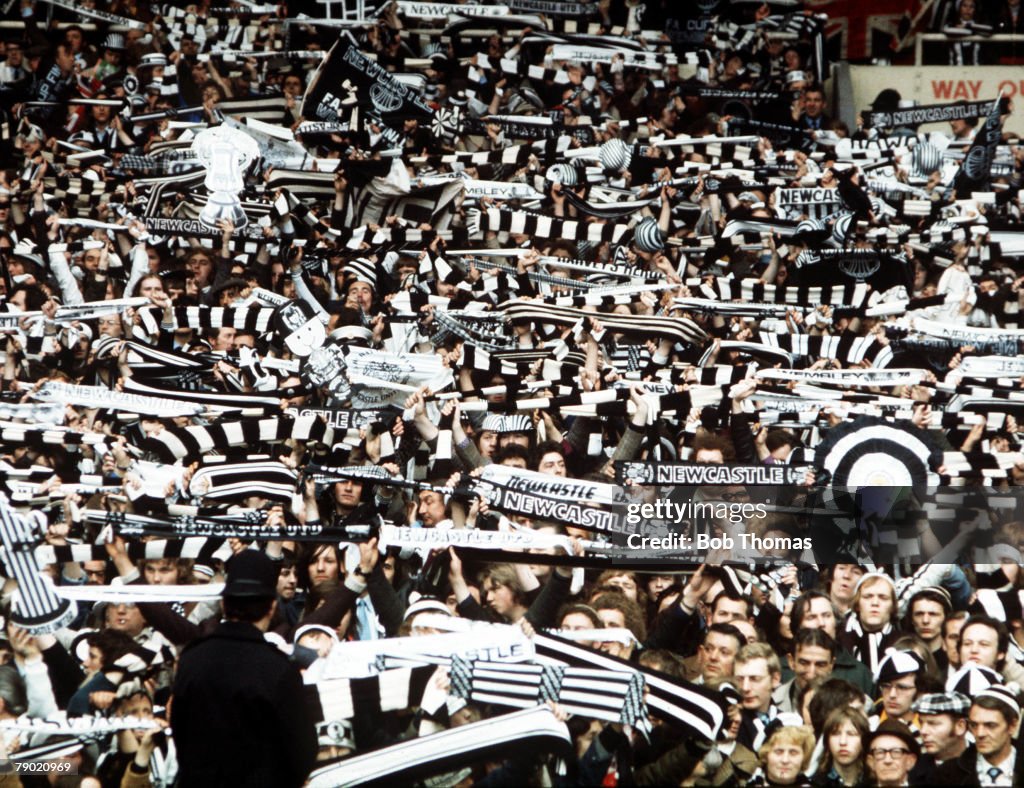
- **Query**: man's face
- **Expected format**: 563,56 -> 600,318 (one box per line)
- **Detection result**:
857,579 -> 893,631
944,617 -> 966,668
735,657 -> 779,712
831,564 -> 865,604
603,574 -> 638,600
91,104 -> 111,124
483,579 -> 517,618
802,597 -> 838,638
477,430 -> 497,458
417,491 -> 446,527
82,250 -> 101,272
595,608 -> 631,658
804,90 -> 824,118
698,631 -> 739,679
105,602 -> 145,637
911,599 -> 946,642
211,327 -> 235,351
960,623 -> 1003,669
880,675 -> 917,720
187,254 -> 213,285
334,479 -> 362,511
919,713 -> 965,760
143,559 -> 178,586
498,432 -> 530,449
793,644 -> 834,689
969,705 -> 1015,760
308,547 -> 339,586
765,740 -> 804,784
866,734 -> 916,786
56,45 -> 75,73
694,448 -> 725,464
277,565 -> 297,599
537,451 -> 566,476
138,277 -> 167,303
83,561 -> 106,585
711,597 -> 749,625
6,45 -> 22,67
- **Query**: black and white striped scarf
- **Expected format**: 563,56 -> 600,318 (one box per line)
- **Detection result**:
448,655 -> 650,735
140,415 -> 334,463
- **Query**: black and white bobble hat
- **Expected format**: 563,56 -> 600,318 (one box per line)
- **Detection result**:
634,217 -> 665,253
946,662 -> 1002,695
599,138 -> 632,173
545,163 -> 578,187
976,684 -> 1022,719
874,649 -> 925,684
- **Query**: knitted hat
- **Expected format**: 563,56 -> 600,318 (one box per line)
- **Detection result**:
874,649 -> 925,683
599,138 -> 632,173
976,684 -> 1021,719
912,142 -> 942,176
545,163 -> 578,187
634,217 -> 665,253
946,663 -> 1001,695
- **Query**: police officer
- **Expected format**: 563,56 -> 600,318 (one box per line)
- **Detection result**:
171,551 -> 317,787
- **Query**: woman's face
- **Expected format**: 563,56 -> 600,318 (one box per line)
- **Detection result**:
829,720 -> 863,767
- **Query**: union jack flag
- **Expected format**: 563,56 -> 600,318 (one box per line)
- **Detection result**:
807,0 -> 918,60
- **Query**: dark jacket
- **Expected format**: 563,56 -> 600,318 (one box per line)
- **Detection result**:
171,620 -> 317,788
931,744 -> 1023,786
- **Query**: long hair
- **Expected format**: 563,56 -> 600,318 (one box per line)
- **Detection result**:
818,706 -> 869,777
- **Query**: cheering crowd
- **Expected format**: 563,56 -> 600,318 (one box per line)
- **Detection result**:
0,0 -> 1024,786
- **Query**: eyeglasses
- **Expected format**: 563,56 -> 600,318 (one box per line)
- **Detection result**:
869,747 -> 910,759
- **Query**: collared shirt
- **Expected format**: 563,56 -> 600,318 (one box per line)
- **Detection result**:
977,749 -> 1015,786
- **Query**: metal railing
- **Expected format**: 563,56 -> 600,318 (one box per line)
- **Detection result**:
915,32 -> 1024,65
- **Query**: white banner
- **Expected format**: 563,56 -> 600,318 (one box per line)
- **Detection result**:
462,180 -> 543,200
33,383 -> 205,417
479,464 -> 619,505
776,187 -> 841,218
377,524 -> 572,553
908,316 -> 1024,342
549,45 -> 674,70
959,356 -> 1024,377
312,629 -> 534,680
756,368 -> 926,387
396,1 -> 509,16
